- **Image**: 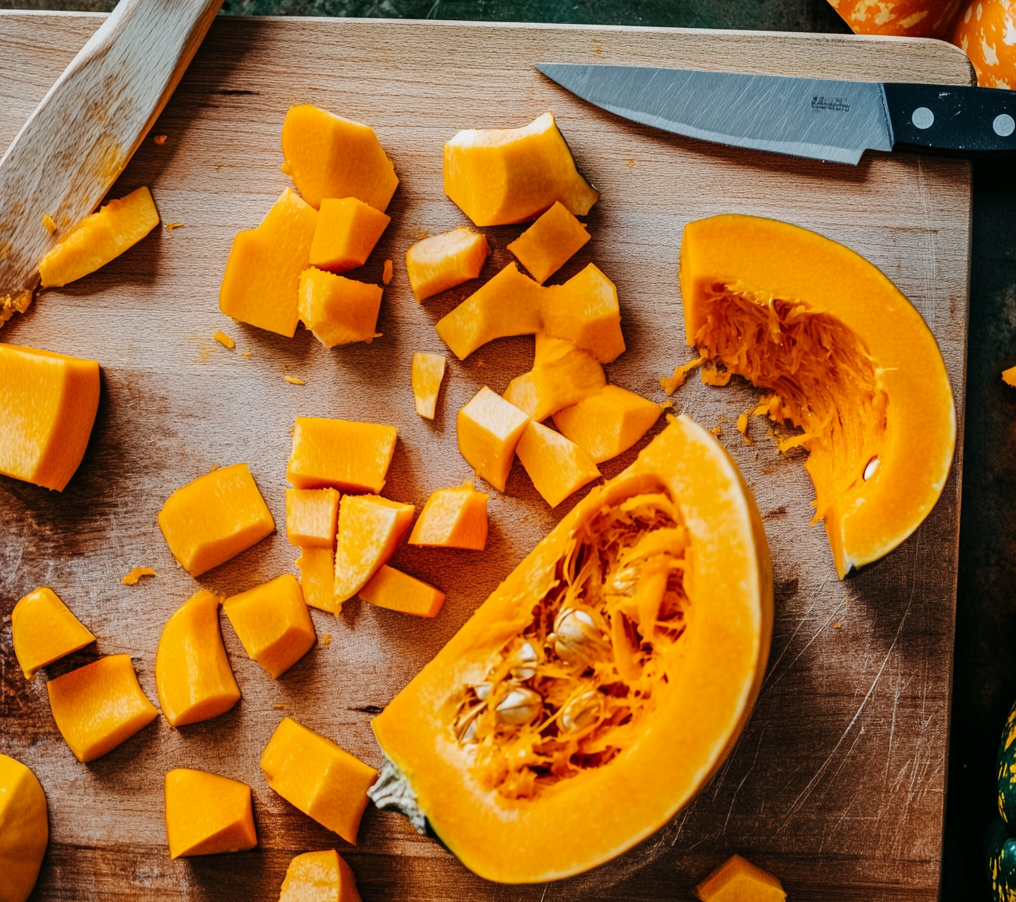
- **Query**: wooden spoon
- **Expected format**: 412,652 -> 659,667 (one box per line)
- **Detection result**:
0,0 -> 223,328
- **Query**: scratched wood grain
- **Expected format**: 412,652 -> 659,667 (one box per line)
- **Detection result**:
0,14 -> 970,902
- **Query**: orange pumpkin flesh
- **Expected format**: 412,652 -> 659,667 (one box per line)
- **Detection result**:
371,415 -> 772,883
680,215 -> 955,578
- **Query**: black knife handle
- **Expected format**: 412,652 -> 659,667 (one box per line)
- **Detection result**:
884,82 -> 1016,153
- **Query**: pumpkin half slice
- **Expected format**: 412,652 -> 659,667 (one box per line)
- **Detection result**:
370,415 -> 772,883
680,215 -> 955,578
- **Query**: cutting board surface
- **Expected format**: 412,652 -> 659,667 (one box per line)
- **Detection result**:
0,14 -> 970,902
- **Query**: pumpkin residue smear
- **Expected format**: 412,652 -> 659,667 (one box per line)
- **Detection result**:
454,491 -> 689,800
694,282 -> 888,523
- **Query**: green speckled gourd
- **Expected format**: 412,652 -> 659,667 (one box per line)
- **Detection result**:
987,817 -> 1016,901
999,701 -> 1016,824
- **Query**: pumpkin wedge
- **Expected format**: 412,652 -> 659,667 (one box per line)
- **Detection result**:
679,215 -> 955,578
370,415 -> 772,882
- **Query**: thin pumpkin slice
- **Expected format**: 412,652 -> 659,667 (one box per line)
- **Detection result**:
680,214 -> 955,578
370,415 -> 773,883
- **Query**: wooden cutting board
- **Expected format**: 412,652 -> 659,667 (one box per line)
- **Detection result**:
0,14 -> 971,902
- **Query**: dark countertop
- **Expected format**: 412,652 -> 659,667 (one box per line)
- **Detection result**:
0,1 -> 1005,899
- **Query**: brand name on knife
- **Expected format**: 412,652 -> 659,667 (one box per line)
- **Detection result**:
811,96 -> 851,112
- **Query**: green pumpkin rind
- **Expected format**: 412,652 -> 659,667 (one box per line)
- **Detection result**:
987,817 -> 1016,901
999,701 -> 1016,825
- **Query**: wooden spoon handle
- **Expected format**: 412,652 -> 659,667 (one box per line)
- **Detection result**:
0,0 -> 224,323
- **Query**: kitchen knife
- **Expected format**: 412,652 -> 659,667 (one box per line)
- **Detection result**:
535,63 -> 1016,165
0,0 -> 223,328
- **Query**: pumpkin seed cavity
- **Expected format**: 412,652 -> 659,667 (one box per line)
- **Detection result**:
453,491 -> 689,800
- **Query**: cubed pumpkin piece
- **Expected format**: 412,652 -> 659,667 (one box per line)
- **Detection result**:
155,589 -> 240,728
219,188 -> 318,337
11,587 -> 95,679
164,769 -> 257,859
0,755 -> 48,902
515,420 -> 600,508
296,546 -> 336,614
286,488 -> 340,548
260,717 -> 378,844
0,343 -> 100,491
46,654 -> 158,762
543,263 -> 625,363
443,112 -> 599,226
553,385 -> 667,464
38,186 -> 160,288
334,495 -> 415,607
405,227 -> 489,301
359,566 -> 445,618
457,387 -> 530,492
281,105 -> 398,212
408,482 -> 489,550
507,201 -> 590,283
1004,365 -> 1016,388
298,269 -> 383,348
224,574 -> 316,679
695,854 -> 786,902
503,336 -> 605,421
309,197 -> 390,273
287,417 -> 397,494
158,463 -> 275,577
411,352 -> 446,420
280,850 -> 362,902
435,263 -> 544,360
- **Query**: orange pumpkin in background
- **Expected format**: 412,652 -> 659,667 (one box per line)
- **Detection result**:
951,0 -> 1016,88
827,0 -> 965,38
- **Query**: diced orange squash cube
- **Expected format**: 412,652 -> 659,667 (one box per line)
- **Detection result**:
280,850 -> 362,902
219,188 -> 318,337
408,482 -> 489,550
457,387 -> 530,492
296,546 -> 336,614
309,197 -> 390,273
334,495 -> 415,607
46,654 -> 158,762
164,768 -> 257,859
224,574 -> 316,679
155,589 -> 240,727
281,105 -> 398,212
286,487 -> 340,548
260,717 -> 378,844
0,343 -> 99,491
507,201 -> 590,283
38,186 -> 160,288
503,335 -> 605,421
435,263 -> 544,360
11,587 -> 95,679
298,268 -> 383,348
695,854 -> 786,902
515,420 -> 600,508
543,263 -> 625,363
443,113 -> 599,226
405,226 -> 489,301
158,462 -> 275,577
359,566 -> 445,618
0,754 -> 48,902
553,384 -> 667,463
1004,365 -> 1016,387
411,352 -> 446,420
287,417 -> 397,493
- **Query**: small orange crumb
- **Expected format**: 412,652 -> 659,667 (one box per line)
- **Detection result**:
736,412 -> 753,446
833,621 -> 842,629
273,702 -> 287,710
1004,365 -> 1016,387
154,134 -> 167,145
241,351 -> 252,360
284,376 -> 306,385
165,222 -> 184,231
214,330 -> 235,350
710,426 -> 722,436
41,214 -> 57,234
660,355 -> 704,396
382,259 -> 393,285
122,567 -> 156,586
320,634 -> 332,646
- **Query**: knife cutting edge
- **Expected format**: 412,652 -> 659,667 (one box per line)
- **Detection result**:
535,62 -> 1016,164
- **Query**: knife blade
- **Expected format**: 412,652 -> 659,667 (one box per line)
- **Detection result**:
535,63 -> 1016,164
